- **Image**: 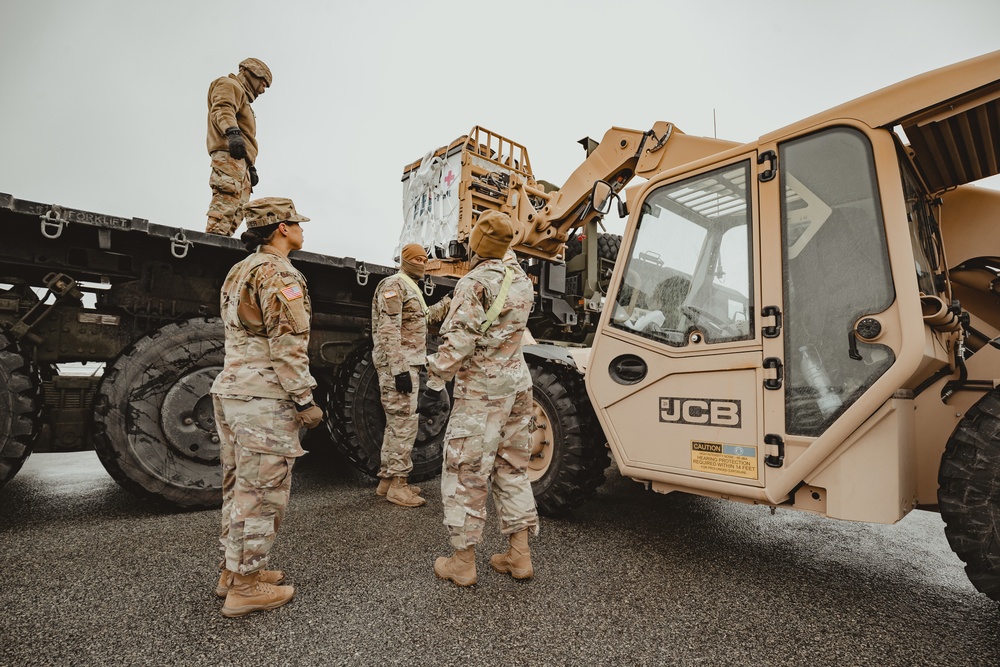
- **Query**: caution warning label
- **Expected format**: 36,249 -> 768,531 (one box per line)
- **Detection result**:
690,441 -> 758,480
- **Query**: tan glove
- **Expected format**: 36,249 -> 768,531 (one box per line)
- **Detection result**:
295,403 -> 324,429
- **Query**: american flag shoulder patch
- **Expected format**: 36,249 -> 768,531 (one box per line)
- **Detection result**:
383,290 -> 398,299
280,284 -> 303,301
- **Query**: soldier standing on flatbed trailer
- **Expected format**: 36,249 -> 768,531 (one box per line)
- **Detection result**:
205,57 -> 272,236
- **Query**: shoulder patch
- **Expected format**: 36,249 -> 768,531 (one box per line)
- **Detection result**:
281,284 -> 303,301
383,290 -> 398,299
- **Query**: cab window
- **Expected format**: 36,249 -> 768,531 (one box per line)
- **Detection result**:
610,161 -> 753,347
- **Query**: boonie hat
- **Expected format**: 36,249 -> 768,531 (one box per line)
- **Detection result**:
470,210 -> 514,259
239,58 -> 273,86
244,197 -> 310,229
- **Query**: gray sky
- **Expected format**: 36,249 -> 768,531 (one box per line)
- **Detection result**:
1,0 -> 998,266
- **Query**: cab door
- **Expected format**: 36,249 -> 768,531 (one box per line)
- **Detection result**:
586,155 -> 767,493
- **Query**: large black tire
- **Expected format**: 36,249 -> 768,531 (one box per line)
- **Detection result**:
938,387 -> 1000,601
564,232 -> 622,267
0,333 -> 40,490
528,360 -> 610,515
326,342 -> 446,483
92,318 -> 225,510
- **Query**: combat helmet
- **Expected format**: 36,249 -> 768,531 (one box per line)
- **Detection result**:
239,58 -> 273,86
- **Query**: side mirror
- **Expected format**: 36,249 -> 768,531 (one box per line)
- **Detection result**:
591,180 -> 614,214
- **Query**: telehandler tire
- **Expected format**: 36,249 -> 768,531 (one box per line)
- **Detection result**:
938,387 -> 1000,601
528,360 -> 610,515
0,333 -> 40,491
92,318 -> 225,510
326,342 -> 446,483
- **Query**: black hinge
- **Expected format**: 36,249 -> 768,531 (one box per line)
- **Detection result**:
763,357 -> 783,390
765,433 -> 785,468
757,150 -> 778,182
762,305 -> 782,338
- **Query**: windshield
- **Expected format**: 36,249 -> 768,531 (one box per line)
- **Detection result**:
610,161 -> 753,346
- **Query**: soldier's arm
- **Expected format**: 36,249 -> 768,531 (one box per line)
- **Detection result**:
256,267 -> 317,405
426,282 -> 487,390
208,78 -> 242,133
425,294 -> 452,325
374,281 -> 408,376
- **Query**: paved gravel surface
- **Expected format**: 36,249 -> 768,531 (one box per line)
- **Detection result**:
2,448 -> 1000,667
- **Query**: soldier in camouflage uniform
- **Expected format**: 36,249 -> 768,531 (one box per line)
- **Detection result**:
205,58 -> 272,237
422,211 -> 539,587
211,196 -> 324,618
371,243 -> 451,507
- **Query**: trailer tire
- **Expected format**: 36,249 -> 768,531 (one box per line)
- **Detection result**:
0,333 -> 40,490
92,318 -> 225,510
938,387 -> 1000,601
528,360 -> 610,515
327,342 -> 445,483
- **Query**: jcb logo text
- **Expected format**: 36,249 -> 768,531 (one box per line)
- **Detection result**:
659,397 -> 741,428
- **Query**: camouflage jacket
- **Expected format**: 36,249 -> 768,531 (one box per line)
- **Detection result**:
211,246 -> 316,404
372,273 -> 451,376
206,73 -> 258,163
426,255 -> 532,399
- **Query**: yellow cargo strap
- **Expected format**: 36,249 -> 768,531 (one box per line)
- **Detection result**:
480,267 -> 514,333
396,272 -> 429,318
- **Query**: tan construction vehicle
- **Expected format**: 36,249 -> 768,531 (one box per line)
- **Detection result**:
405,49 -> 1000,601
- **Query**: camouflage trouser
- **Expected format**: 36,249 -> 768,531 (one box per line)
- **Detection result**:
206,150 -> 251,236
441,389 -> 539,550
377,366 -> 419,478
215,396 -> 303,575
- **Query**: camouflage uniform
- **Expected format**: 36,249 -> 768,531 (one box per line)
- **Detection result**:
372,273 -> 450,478
205,61 -> 268,236
427,251 -> 539,550
212,244 -> 316,575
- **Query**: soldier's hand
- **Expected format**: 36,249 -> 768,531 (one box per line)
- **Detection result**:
225,127 -> 246,160
394,371 -> 413,393
249,164 -> 259,187
295,402 -> 324,429
417,386 -> 449,418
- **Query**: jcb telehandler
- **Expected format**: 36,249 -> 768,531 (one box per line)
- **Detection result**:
407,49 -> 1000,601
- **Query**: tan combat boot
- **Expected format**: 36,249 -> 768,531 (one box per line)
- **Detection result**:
376,477 -> 420,497
386,476 -> 426,507
489,529 -> 533,579
215,567 -> 286,598
221,571 -> 295,618
434,546 -> 477,587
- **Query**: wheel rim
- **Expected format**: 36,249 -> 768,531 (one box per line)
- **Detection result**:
159,366 -> 222,464
527,396 -> 553,482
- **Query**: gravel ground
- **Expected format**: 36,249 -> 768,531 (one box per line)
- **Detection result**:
2,448 -> 999,667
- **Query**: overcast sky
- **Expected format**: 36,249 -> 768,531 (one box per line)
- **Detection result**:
1,0 -> 998,266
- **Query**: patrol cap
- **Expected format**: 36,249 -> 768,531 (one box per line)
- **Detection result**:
470,210 -> 514,259
243,197 -> 310,229
239,58 -> 273,86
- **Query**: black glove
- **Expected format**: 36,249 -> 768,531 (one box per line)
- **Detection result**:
417,386 -> 449,418
225,127 -> 246,160
394,371 -> 413,393
248,164 -> 259,187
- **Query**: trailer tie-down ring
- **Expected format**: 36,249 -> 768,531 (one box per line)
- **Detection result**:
39,207 -> 68,239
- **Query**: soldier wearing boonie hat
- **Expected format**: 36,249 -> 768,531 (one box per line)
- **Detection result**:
370,243 -> 452,507
211,196 -> 321,617
205,58 -> 274,237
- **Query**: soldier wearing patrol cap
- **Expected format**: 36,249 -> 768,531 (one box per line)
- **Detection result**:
422,211 -> 540,587
211,196 -> 322,617
371,243 -> 452,507
205,58 -> 273,236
